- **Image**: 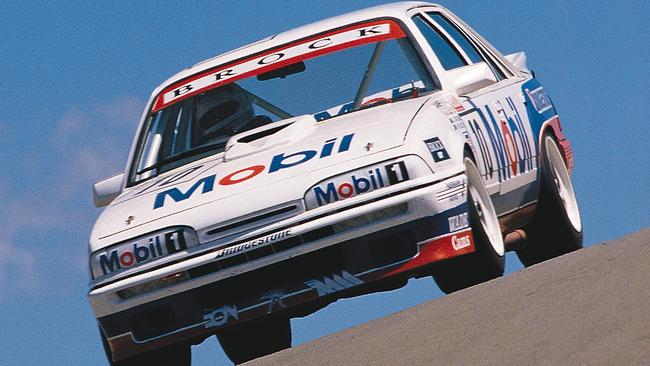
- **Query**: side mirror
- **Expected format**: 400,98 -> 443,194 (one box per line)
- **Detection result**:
448,62 -> 497,95
505,51 -> 530,74
93,173 -> 124,208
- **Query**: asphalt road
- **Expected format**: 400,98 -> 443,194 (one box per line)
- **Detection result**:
247,228 -> 650,366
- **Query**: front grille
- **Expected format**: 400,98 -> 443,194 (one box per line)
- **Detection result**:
205,205 -> 299,237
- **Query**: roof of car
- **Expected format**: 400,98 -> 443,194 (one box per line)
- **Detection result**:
151,1 -> 442,97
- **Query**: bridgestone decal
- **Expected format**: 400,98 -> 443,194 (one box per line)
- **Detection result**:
214,229 -> 292,259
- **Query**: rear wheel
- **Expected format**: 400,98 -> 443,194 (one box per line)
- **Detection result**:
217,316 -> 291,365
516,133 -> 583,266
432,156 -> 505,294
99,327 -> 191,366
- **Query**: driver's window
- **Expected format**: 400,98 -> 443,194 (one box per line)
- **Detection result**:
425,12 -> 506,80
362,38 -> 434,102
412,14 -> 467,70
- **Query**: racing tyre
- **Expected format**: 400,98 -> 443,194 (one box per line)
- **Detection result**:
217,316 -> 291,364
432,155 -> 505,294
516,133 -> 583,266
99,327 -> 191,366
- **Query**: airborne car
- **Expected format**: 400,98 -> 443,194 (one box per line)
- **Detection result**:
89,2 -> 582,365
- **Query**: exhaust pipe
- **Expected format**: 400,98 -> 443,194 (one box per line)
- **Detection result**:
504,229 -> 527,251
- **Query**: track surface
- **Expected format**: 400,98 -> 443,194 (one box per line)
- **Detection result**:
247,229 -> 650,365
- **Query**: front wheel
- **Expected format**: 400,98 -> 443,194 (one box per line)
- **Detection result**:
516,133 -> 583,266
217,316 -> 291,365
432,156 -> 505,294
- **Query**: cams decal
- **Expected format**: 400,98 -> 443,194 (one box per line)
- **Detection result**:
424,137 -> 450,162
305,270 -> 363,297
154,134 -> 353,208
451,234 -> 472,251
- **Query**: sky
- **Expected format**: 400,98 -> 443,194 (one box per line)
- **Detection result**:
1,1 -> 648,365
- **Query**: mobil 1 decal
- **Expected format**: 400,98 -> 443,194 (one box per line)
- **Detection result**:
311,161 -> 409,207
459,96 -> 534,183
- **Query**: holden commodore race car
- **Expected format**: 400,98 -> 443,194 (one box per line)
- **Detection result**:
89,2 -> 583,365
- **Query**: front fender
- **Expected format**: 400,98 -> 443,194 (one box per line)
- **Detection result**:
404,98 -> 466,176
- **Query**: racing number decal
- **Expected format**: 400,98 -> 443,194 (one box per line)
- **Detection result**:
386,161 -> 409,184
165,229 -> 187,253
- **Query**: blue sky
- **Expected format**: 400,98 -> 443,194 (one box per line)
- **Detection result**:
1,1 -> 648,365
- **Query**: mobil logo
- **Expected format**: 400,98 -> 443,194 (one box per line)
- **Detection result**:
154,134 -> 354,209
98,230 -> 187,275
99,239 -> 165,275
312,161 -> 409,207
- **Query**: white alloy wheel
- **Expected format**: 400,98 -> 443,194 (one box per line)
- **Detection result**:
544,136 -> 582,233
465,157 -> 505,256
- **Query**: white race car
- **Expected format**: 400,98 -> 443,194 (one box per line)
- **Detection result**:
89,2 -> 583,364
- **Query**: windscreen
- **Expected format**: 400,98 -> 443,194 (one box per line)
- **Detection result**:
130,20 -> 435,184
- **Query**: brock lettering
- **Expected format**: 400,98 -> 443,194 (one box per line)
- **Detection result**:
173,85 -> 193,97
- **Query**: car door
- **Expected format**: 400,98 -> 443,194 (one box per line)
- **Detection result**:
410,9 -> 538,216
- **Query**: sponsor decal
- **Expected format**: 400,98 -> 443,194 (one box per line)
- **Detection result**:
462,96 -> 534,183
214,229 -> 292,260
311,161 -> 409,207
154,21 -> 405,112
154,134 -> 353,209
448,212 -> 469,232
449,95 -> 465,112
492,101 -> 523,177
314,81 -> 424,121
305,270 -> 363,297
437,179 -> 466,203
424,137 -> 450,162
451,234 -> 471,250
261,290 -> 287,314
525,87 -> 552,114
380,229 -> 475,278
446,179 -> 464,189
97,229 -> 187,276
433,98 -> 456,116
204,304 -> 239,328
136,165 -> 207,196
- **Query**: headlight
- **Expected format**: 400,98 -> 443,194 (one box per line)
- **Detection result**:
90,227 -> 198,279
305,158 -> 413,210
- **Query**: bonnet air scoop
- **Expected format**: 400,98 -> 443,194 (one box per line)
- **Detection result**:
224,115 -> 317,161
237,123 -> 292,143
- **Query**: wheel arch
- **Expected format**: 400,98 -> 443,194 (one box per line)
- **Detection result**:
463,143 -> 475,161
539,117 -> 574,173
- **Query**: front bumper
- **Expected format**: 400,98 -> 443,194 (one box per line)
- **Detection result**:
92,173 -> 474,361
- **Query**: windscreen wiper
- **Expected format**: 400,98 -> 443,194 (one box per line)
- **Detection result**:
136,143 -> 223,175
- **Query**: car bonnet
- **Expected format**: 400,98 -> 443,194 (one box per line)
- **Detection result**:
90,97 -> 428,247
